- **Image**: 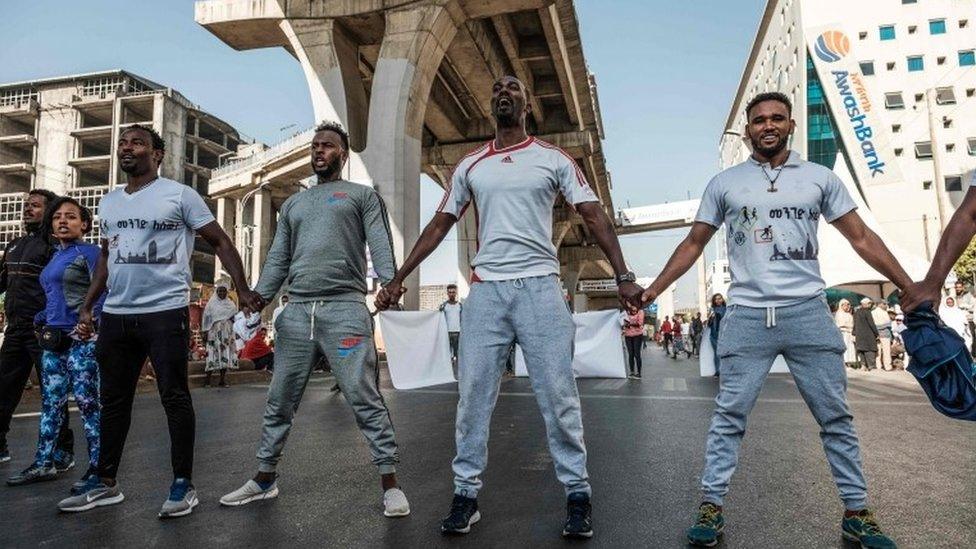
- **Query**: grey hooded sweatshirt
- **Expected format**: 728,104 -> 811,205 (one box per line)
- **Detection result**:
253,180 -> 397,303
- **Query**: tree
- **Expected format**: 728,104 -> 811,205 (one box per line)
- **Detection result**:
953,238 -> 976,286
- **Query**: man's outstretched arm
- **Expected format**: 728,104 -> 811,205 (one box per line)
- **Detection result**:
641,222 -> 717,304
901,186 -> 976,311
576,202 -> 643,309
830,210 -> 913,291
375,212 -> 456,310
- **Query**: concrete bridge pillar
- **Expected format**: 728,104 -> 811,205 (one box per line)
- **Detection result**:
214,196 -> 236,284
280,1 -> 462,309
250,189 -> 274,284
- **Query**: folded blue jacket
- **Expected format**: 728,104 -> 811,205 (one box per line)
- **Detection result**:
900,304 -> 976,421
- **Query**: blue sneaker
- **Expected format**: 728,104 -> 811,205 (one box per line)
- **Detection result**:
842,509 -> 897,549
159,478 -> 198,519
53,450 -> 75,473
687,502 -> 724,547
70,467 -> 100,496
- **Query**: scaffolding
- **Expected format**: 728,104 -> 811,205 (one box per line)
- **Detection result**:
0,193 -> 25,251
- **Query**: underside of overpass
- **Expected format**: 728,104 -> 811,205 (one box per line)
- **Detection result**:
196,0 -> 617,308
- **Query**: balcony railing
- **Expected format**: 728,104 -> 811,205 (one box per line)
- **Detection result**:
211,126 -> 314,180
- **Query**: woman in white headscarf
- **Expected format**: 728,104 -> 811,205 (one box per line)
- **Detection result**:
835,299 -> 856,367
202,283 -> 239,387
940,296 -> 972,350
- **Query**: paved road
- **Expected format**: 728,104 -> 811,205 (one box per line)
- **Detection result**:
1,347 -> 974,548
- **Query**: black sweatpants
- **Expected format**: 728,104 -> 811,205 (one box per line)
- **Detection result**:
96,307 -> 194,480
0,319 -> 73,450
625,335 -> 643,375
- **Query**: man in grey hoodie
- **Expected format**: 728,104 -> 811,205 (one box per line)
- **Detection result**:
219,121 -> 409,518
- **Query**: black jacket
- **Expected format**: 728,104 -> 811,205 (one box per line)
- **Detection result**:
0,227 -> 54,323
853,307 -> 879,351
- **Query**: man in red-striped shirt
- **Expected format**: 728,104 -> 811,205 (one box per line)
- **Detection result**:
376,75 -> 642,539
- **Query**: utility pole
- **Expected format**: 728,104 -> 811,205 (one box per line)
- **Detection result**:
926,88 -> 949,230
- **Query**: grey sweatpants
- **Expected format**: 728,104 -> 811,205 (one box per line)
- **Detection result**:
453,275 -> 590,498
701,296 -> 868,510
256,301 -> 398,474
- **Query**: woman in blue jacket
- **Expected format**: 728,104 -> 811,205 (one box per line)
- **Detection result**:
6,197 -> 105,491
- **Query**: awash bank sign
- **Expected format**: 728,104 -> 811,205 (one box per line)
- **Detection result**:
806,27 -> 902,187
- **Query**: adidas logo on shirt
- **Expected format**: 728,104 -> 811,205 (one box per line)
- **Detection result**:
501,155 -> 514,164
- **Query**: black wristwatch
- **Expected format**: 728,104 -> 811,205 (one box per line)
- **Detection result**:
616,271 -> 637,285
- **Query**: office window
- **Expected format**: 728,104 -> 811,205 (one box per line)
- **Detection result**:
902,0 -> 917,3
880,25 -> 896,40
908,55 -> 924,71
884,92 -> 905,109
961,20 -> 969,29
914,93 -> 925,102
960,50 -> 976,67
944,119 -> 953,129
887,61 -> 896,70
894,148 -> 904,157
968,88 -> 976,98
936,86 -> 957,105
930,19 -> 947,35
859,61 -> 875,75
967,137 -> 976,156
892,124 -> 902,133
923,181 -> 933,190
946,144 -> 956,153
937,56 -> 946,65
859,31 -> 868,40
945,176 -> 963,192
915,141 -> 933,159
908,25 -> 918,34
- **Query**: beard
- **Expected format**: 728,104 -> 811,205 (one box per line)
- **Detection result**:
313,155 -> 344,180
749,132 -> 789,158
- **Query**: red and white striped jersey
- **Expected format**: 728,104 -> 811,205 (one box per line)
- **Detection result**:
437,136 -> 599,281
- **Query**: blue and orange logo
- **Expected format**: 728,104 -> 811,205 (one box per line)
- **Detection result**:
327,192 -> 349,204
814,30 -> 850,63
337,336 -> 365,357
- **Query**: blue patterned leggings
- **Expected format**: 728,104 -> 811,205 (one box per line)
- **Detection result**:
36,341 -> 100,469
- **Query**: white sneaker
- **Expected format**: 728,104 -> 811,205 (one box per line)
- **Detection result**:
220,479 -> 279,507
383,487 -> 410,517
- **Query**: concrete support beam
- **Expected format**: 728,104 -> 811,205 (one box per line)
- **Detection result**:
490,14 -> 544,128
559,245 -> 606,264
537,3 -> 581,127
214,196 -> 236,282
251,189 -> 274,284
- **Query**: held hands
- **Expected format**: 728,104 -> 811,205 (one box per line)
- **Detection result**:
374,280 -> 407,311
75,307 -> 95,340
238,289 -> 268,314
640,286 -> 658,308
899,279 -> 941,313
617,280 -> 644,313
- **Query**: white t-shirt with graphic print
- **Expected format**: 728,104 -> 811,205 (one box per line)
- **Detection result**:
437,137 -> 600,281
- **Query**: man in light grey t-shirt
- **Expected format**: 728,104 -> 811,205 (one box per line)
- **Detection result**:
641,93 -> 909,548
439,284 -> 462,363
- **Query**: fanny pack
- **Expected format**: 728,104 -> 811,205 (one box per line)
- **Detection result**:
37,325 -> 73,353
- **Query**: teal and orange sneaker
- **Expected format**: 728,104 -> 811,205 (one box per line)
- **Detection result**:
686,502 -> 724,547
842,509 -> 897,549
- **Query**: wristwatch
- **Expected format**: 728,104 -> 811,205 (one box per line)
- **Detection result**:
616,271 -> 637,285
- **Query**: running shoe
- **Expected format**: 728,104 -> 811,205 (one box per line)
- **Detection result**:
441,494 -> 480,534
58,482 -> 124,512
6,463 -> 57,486
842,509 -> 897,549
53,450 -> 75,473
687,502 -> 724,547
158,478 -> 198,519
383,487 -> 410,517
70,467 -> 100,496
562,491 -> 593,538
220,479 -> 279,506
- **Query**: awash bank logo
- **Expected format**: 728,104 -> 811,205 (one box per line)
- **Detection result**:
814,30 -> 849,63
830,69 -> 887,176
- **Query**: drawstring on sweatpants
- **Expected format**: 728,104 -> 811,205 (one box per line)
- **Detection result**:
513,278 -> 525,289
309,301 -> 318,340
765,306 -> 777,328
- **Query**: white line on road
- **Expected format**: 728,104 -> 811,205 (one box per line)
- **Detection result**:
594,379 -> 628,390
663,378 -> 688,392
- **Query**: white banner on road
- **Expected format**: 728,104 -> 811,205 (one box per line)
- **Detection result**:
378,311 -> 456,389
515,310 -> 627,378
699,334 -> 788,376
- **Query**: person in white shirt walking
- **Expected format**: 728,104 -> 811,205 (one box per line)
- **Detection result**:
439,284 -> 463,364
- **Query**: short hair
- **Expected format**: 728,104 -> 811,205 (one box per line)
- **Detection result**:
446,284 -> 458,290
28,188 -> 58,205
122,124 -> 166,154
745,92 -> 792,118
41,196 -> 94,237
314,120 -> 350,151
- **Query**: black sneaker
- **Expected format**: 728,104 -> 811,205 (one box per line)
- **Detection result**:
562,492 -> 593,538
0,441 -> 9,463
441,494 -> 480,535
53,450 -> 75,473
7,463 -> 57,486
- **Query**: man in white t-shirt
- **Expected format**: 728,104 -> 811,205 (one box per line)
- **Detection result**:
640,93 -> 907,548
60,125 -> 261,518
376,76 -> 643,539
439,284 -> 462,363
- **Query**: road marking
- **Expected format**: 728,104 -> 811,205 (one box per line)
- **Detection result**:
593,379 -> 627,390
403,389 -> 931,406
13,407 -> 79,419
663,378 -> 688,392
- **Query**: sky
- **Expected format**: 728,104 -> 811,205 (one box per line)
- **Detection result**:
0,0 -> 766,305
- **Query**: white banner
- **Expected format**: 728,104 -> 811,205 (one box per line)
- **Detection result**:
806,26 -> 902,188
617,199 -> 700,227
378,311 -> 456,389
515,310 -> 627,378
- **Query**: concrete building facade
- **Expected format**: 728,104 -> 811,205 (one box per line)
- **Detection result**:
195,0 -> 614,309
0,70 -> 243,287
721,0 -> 976,263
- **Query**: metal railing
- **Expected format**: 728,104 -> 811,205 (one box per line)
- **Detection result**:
211,126 -> 314,180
